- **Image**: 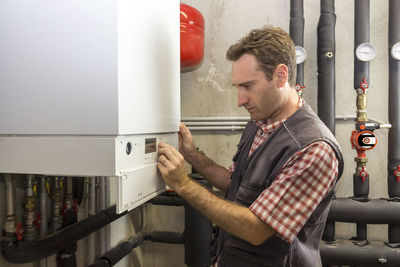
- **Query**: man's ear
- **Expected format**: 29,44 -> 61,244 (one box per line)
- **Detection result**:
274,64 -> 289,88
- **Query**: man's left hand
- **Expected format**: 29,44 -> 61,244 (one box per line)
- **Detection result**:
158,142 -> 190,191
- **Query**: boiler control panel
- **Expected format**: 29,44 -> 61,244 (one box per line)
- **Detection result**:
116,132 -> 178,213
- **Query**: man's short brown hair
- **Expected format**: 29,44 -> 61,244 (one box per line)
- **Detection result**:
226,26 -> 297,87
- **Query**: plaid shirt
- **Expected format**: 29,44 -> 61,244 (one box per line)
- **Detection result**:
228,99 -> 339,243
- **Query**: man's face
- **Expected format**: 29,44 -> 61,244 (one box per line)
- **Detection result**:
232,54 -> 284,121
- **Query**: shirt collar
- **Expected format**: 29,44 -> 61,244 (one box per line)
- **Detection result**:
254,97 -> 305,134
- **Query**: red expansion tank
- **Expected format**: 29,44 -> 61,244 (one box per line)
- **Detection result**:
180,3 -> 204,71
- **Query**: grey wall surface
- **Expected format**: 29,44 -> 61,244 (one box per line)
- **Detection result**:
0,0 -> 392,266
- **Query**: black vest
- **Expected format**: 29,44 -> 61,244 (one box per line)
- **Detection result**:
214,104 -> 344,267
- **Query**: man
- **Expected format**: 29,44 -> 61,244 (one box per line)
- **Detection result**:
158,26 -> 343,267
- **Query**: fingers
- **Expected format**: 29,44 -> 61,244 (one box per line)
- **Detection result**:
158,142 -> 172,149
157,161 -> 168,177
158,142 -> 182,159
158,154 -> 173,168
179,122 -> 186,132
158,154 -> 168,166
179,123 -> 192,140
158,143 -> 181,157
178,132 -> 183,146
157,153 -> 173,175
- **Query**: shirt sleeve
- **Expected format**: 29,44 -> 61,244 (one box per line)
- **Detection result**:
249,141 -> 339,243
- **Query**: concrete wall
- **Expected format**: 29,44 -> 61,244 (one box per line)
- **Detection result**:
0,0 -> 392,266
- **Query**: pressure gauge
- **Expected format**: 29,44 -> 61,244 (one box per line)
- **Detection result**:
356,43 -> 377,62
391,42 -> 400,61
295,46 -> 307,64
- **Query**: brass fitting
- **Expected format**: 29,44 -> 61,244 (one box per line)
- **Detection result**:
51,188 -> 63,203
355,157 -> 368,166
356,93 -> 368,122
24,196 -> 36,211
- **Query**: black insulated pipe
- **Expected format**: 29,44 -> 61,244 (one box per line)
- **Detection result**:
353,0 -> 371,244
388,0 -> 400,199
354,0 -> 370,89
90,231 -> 184,267
317,0 -> 336,134
353,173 -> 369,199
89,232 -> 146,267
145,231 -> 184,244
57,177 -> 78,267
322,222 -> 335,243
356,223 -> 368,243
1,205 -> 127,263
57,209 -> 78,267
149,194 -> 185,206
289,0 -> 304,86
317,0 -> 336,244
388,0 -> 400,245
184,179 -> 212,267
149,176 -> 213,267
353,0 -> 371,201
327,198 -> 400,224
320,240 -> 400,266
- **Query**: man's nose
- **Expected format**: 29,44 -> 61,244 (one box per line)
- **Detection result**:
237,88 -> 248,107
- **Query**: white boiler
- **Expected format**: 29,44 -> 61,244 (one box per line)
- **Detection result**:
0,0 -> 180,213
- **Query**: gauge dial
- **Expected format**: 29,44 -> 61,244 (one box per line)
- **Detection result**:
295,46 -> 307,64
391,42 -> 400,61
356,43 -> 377,62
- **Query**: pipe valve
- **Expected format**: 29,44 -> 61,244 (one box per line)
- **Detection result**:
33,213 -> 42,231
295,84 -> 305,97
15,222 -> 23,241
359,77 -> 368,93
394,166 -> 400,183
359,166 -> 368,182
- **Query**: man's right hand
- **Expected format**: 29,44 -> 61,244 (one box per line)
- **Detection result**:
178,123 -> 197,161
178,123 -> 232,192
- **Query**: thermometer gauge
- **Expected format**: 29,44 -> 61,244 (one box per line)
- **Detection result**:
295,46 -> 307,64
356,43 -> 377,62
391,42 -> 400,61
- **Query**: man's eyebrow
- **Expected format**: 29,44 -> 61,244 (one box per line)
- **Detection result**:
232,81 -> 255,87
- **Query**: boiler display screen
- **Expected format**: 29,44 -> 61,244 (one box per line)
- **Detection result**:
145,138 -> 157,154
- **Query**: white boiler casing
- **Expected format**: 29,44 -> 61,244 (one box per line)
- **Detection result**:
0,0 -> 180,213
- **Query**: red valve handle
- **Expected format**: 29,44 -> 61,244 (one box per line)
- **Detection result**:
360,77 -> 369,93
295,84 -> 306,92
295,84 -> 306,97
33,213 -> 42,231
15,222 -> 23,241
359,166 -> 368,183
394,166 -> 400,183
